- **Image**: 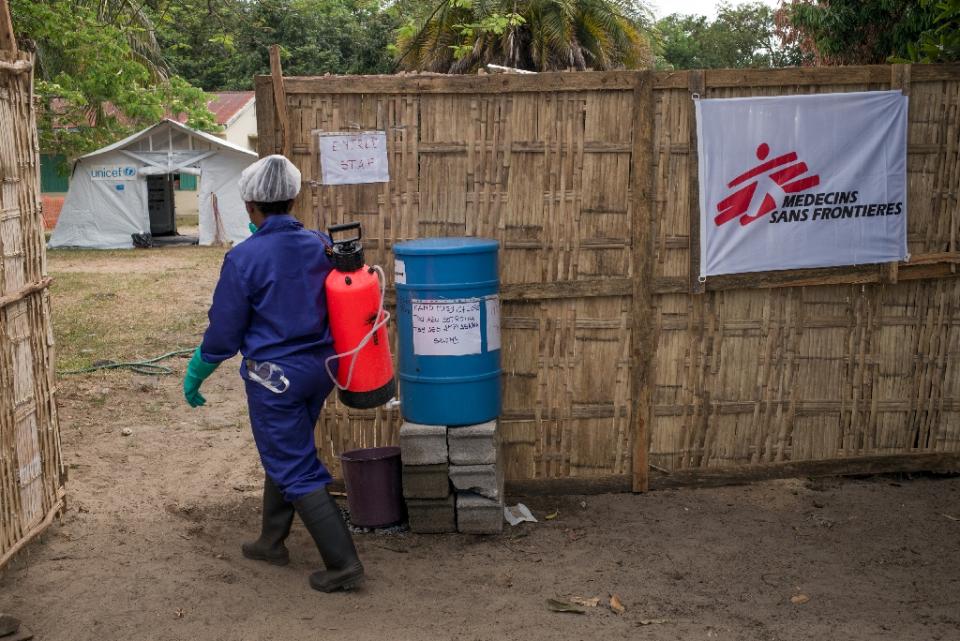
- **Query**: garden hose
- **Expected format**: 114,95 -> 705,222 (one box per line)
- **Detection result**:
57,349 -> 195,376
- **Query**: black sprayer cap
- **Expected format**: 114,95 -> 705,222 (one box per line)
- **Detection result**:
328,222 -> 365,272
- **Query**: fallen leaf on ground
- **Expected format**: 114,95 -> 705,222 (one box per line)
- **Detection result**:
547,598 -> 586,614
638,619 -> 669,625
174,608 -> 185,618
791,594 -> 810,605
545,509 -> 559,520
569,596 -> 600,607
941,513 -> 959,522
610,594 -> 626,615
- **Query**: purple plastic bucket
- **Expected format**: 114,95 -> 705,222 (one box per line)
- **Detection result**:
340,446 -> 404,528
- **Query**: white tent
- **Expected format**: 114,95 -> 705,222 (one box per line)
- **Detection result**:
49,119 -> 258,249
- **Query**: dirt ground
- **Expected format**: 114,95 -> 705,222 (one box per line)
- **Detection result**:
2,246 -> 959,641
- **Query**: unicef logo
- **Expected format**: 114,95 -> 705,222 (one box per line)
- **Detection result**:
89,165 -> 139,180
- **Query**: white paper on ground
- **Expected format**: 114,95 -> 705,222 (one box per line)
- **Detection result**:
504,503 -> 538,526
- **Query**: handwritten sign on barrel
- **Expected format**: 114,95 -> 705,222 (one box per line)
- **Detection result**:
317,131 -> 389,185
411,299 -> 482,357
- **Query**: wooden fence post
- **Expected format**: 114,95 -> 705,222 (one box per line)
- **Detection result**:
0,0 -> 17,56
631,71 -> 656,492
254,76 -> 277,156
886,63 -> 912,283
269,45 -> 291,158
688,70 -> 706,294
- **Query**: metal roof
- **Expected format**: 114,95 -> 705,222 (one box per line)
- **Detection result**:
172,91 -> 255,128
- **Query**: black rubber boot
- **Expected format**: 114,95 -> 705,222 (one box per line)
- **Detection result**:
241,475 -> 295,566
293,488 -> 365,592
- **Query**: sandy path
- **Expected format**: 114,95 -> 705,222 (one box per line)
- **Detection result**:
2,247 -> 958,641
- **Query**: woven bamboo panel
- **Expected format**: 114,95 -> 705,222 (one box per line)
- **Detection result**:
649,66 -> 960,471
259,65 -> 960,486
257,74 -> 641,480
0,50 -> 64,567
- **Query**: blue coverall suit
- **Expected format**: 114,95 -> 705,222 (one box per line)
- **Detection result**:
200,214 -> 337,502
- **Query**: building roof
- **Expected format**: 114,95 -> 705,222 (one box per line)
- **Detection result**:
209,91 -> 256,127
49,91 -> 255,132
48,98 -> 132,129
174,91 -> 255,128
80,118 -> 256,160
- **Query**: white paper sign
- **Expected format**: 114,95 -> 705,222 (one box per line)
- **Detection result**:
318,131 -> 389,185
412,299 -> 482,356
394,259 -> 406,284
485,296 -> 501,351
89,165 -> 139,181
696,90 -> 908,278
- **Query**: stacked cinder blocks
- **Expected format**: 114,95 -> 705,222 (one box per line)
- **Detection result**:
399,423 -> 455,533
448,420 -> 503,534
400,419 -> 503,534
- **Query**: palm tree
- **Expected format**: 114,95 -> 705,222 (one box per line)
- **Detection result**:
28,0 -> 169,88
394,0 -> 654,73
95,0 -> 170,81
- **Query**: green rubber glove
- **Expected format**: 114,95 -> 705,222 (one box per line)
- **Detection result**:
183,347 -> 220,408
248,222 -> 258,234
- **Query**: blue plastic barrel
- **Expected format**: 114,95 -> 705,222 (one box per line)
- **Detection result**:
393,238 -> 501,426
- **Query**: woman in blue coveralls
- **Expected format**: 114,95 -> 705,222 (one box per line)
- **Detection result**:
181,155 -> 363,593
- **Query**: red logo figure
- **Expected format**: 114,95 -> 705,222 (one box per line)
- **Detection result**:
714,143 -> 820,227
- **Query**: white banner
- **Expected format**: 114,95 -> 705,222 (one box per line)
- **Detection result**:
318,131 -> 389,185
696,90 -> 908,278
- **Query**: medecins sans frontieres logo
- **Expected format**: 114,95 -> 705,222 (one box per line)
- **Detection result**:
714,143 -> 821,227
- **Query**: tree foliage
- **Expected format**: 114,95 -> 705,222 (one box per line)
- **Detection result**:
154,0 -> 400,91
11,0 -> 217,158
24,0 -> 956,161
776,0 -> 957,65
904,0 -> 960,62
394,0 -> 655,73
656,2 -> 803,70
11,0 -> 399,157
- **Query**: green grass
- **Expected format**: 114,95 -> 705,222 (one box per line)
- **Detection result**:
49,246 -> 227,372
176,213 -> 200,228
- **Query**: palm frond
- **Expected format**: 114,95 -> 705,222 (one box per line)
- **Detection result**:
97,0 -> 170,81
397,0 -> 654,72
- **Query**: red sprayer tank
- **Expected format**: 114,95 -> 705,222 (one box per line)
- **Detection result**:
324,222 -> 396,409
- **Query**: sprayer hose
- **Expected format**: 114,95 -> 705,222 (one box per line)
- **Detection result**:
57,349 -> 195,376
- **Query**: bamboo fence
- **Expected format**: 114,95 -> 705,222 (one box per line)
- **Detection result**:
0,11 -> 65,568
256,63 -> 960,493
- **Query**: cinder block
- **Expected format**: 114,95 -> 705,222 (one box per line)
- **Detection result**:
456,492 -> 504,534
448,420 -> 499,465
399,422 -> 448,466
402,463 -> 451,499
406,495 -> 456,533
448,463 -> 504,501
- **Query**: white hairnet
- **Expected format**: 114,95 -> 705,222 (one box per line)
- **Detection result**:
238,154 -> 302,202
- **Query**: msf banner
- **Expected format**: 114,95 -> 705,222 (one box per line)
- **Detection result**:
696,90 -> 908,278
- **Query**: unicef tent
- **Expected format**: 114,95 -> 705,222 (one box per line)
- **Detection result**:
49,119 -> 258,249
